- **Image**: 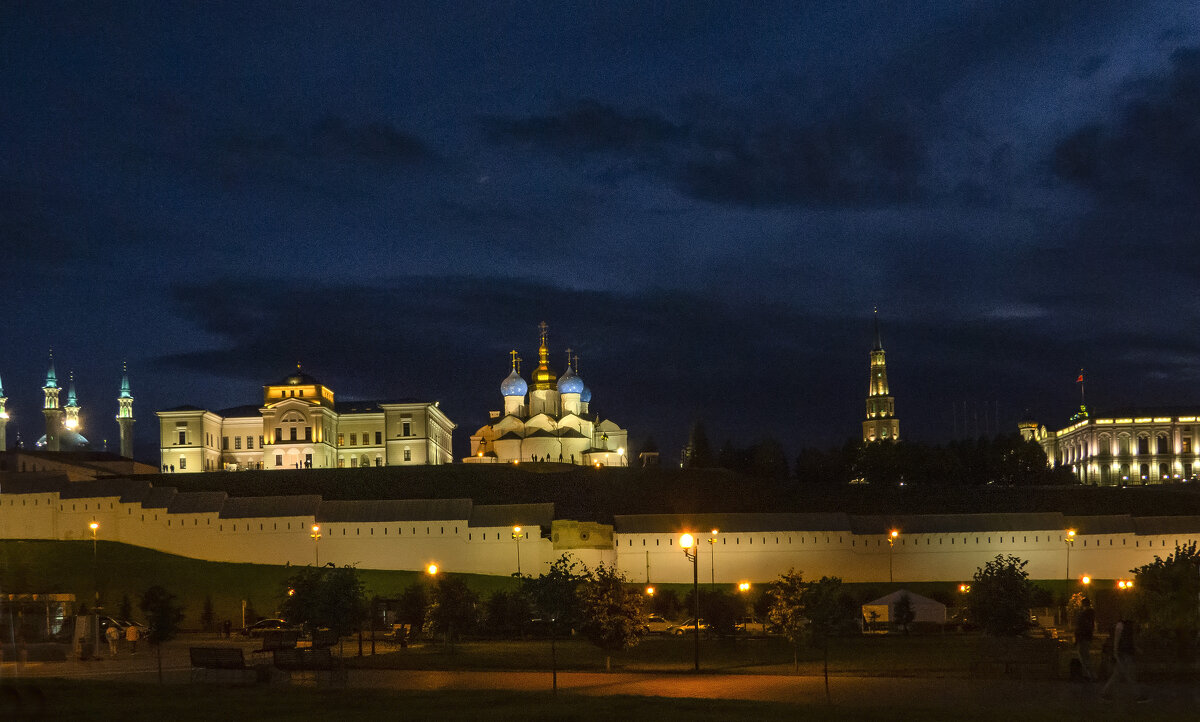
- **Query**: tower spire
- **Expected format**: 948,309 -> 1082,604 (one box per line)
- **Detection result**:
42,350 -> 64,451
117,362 -> 135,458
862,310 -> 899,443
0,371 -> 8,451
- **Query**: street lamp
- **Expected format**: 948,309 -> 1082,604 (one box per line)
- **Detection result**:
1065,529 -> 1076,591
512,526 -> 523,575
89,521 -> 100,606
738,581 -> 751,592
645,586 -> 655,596
680,533 -> 700,672
888,530 -> 899,583
426,563 -> 439,577
1081,575 -> 1091,587
310,524 -> 322,567
707,529 -> 718,587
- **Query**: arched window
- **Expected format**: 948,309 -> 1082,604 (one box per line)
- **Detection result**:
1156,435 -> 1170,455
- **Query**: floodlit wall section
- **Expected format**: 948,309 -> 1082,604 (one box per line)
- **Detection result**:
3,488 -> 1198,583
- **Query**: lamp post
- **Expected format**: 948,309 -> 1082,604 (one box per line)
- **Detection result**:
1065,529 -> 1076,592
707,529 -> 718,587
887,529 -> 899,583
89,521 -> 100,606
680,533 -> 699,672
512,526 -> 523,576
310,524 -> 321,567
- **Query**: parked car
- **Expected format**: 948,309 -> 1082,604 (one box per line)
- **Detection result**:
643,614 -> 674,634
669,618 -> 708,636
98,616 -> 144,635
735,617 -> 769,636
240,618 -> 292,637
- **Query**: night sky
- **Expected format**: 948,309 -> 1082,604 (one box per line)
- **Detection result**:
4,2 -> 1200,464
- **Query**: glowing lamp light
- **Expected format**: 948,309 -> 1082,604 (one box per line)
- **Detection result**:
1067,529 -> 1076,540
890,530 -> 899,539
426,563 -> 439,576
89,522 -> 99,531
738,581 -> 751,592
311,524 -> 320,534
645,586 -> 655,596
477,451 -> 483,457
617,447 -> 625,455
958,584 -> 971,593
287,588 -> 295,596
1081,575 -> 1091,585
65,418 -> 78,430
680,533 -> 695,549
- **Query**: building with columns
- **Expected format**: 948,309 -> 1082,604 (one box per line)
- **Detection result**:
156,368 -> 455,472
1023,408 -> 1200,486
862,311 -> 899,443
465,323 -> 628,466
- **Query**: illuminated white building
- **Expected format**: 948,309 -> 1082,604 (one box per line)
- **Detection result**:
156,368 -> 455,472
862,311 -> 900,443
465,323 -> 628,466
1024,408 -> 1200,486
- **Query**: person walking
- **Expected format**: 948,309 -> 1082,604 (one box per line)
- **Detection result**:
105,624 -> 120,656
1074,597 -> 1096,681
125,623 -> 140,654
1101,618 -> 1149,702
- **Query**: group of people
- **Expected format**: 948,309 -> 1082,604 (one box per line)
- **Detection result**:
104,623 -> 141,656
1073,597 -> 1149,702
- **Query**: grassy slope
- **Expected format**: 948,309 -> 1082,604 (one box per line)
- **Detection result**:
0,540 -> 518,627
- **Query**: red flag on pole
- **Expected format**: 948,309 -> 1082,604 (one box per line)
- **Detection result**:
1076,370 -> 1084,383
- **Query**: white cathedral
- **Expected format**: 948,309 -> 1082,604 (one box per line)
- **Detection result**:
464,323 -> 628,466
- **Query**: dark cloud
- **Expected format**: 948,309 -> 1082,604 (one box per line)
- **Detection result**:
487,99 -> 924,206
222,116 -> 434,167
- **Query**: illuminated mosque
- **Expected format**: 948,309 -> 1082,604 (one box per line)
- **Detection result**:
465,323 -> 629,466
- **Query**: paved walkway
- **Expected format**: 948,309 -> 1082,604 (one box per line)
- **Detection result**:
4,641 -> 1198,718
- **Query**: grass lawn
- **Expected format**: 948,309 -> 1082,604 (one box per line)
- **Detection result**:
349,633 -> 981,677
0,540 -> 518,628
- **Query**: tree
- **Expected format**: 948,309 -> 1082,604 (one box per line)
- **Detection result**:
893,593 -> 915,634
281,565 -> 368,638
1132,541 -> 1200,658
395,583 -> 428,640
766,569 -> 808,670
687,588 -> 740,637
576,564 -> 647,671
484,589 -> 533,638
684,421 -> 714,468
200,595 -> 215,633
426,575 -> 478,646
118,594 -> 133,622
968,555 -> 1035,636
801,575 -> 854,702
139,585 -> 184,683
522,554 -> 590,692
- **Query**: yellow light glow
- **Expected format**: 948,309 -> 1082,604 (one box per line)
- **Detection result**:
426,563 -> 438,576
1067,529 -> 1075,539
65,418 -> 78,430
477,451 -> 483,457
738,581 -> 751,592
711,528 -> 719,535
958,584 -> 970,593
513,526 -> 522,534
890,530 -> 899,538
680,533 -> 695,549
617,447 -> 625,455
311,524 -> 320,533
1081,575 -> 1091,585
89,522 -> 99,531
645,586 -> 655,596
287,588 -> 295,596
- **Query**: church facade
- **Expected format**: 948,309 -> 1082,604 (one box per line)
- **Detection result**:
464,323 -> 628,466
156,369 -> 455,472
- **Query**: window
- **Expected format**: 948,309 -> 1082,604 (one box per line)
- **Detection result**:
305,426 -> 312,441
179,456 -> 186,469
305,453 -> 313,467
178,430 -> 186,445
351,457 -> 357,468
246,436 -> 254,449
402,421 -> 412,437
403,448 -> 411,462
375,431 -> 382,445
275,454 -> 282,466
275,427 -> 282,442
351,433 -> 357,445
1138,437 -> 1150,455
1184,437 -> 1192,453
1157,436 -> 1169,454
337,433 -> 344,446
259,435 -> 264,447
290,427 -> 297,441
234,437 -> 241,450
375,456 -> 382,467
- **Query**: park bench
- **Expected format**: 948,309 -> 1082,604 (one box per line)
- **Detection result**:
970,637 -> 1064,679
189,646 -> 261,683
272,647 -> 347,686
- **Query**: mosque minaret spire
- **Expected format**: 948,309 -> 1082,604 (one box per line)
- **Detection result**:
0,372 -> 8,451
42,350 -> 64,452
117,362 -> 135,459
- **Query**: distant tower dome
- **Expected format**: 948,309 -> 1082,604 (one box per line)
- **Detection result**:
282,363 -> 319,386
581,385 -> 592,403
36,430 -> 91,450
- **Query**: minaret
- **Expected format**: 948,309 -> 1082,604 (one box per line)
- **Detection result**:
64,371 -> 82,433
42,351 -> 63,452
528,321 -> 560,416
117,363 -> 135,458
0,373 -> 9,451
862,309 -> 900,442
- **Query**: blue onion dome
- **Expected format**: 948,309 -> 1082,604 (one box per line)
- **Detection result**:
557,366 -> 584,394
501,369 -> 528,397
581,385 -> 592,403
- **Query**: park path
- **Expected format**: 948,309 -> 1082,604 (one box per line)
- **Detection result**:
5,641 -> 1199,718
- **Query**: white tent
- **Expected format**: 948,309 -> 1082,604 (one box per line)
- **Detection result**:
861,589 -> 946,632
